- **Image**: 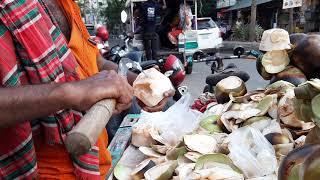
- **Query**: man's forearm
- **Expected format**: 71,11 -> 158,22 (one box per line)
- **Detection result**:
0,83 -> 68,128
97,55 -> 138,85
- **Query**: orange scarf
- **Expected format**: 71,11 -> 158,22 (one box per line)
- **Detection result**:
58,0 -> 112,177
35,1 -> 111,179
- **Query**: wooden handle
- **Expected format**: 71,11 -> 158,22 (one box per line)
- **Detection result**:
65,99 -> 116,156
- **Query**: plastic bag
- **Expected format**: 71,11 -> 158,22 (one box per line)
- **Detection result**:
228,127 -> 277,178
135,94 -> 202,146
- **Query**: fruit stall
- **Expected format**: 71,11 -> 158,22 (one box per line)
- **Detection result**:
106,29 -> 320,180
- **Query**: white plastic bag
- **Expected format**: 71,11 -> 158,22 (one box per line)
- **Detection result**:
135,94 -> 202,146
228,127 -> 277,178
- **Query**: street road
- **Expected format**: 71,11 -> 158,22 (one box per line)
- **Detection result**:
108,39 -> 268,99
182,55 -> 269,99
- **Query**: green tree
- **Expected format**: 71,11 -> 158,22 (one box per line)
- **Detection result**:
198,0 -> 216,17
103,0 -> 126,34
249,0 -> 257,41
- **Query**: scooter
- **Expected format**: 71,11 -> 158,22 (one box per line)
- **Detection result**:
106,33 -> 144,64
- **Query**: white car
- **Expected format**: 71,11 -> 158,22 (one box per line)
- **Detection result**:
196,17 -> 223,52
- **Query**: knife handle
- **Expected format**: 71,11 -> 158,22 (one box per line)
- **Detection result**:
65,99 -> 116,156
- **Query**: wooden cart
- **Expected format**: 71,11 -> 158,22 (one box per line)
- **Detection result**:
106,114 -> 141,179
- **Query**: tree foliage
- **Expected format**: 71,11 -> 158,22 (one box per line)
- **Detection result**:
103,0 -> 126,34
198,0 -> 216,17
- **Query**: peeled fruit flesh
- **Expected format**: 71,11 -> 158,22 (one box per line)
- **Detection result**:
144,160 -> 178,180
133,68 -> 174,107
184,134 -> 218,154
261,50 -> 290,74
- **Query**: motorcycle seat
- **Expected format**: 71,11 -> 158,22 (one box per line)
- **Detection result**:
206,71 -> 250,87
140,60 -> 159,70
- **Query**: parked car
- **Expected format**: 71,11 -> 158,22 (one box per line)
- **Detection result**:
196,17 -> 223,53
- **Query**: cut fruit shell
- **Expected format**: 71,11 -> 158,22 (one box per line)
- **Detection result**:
278,89 -> 315,130
243,116 -> 271,127
278,144 -> 320,180
184,134 -> 218,154
150,144 -> 171,155
195,153 -> 242,173
311,94 -> 320,126
199,115 -> 223,133
131,159 -> 156,180
256,94 -> 277,116
175,163 -> 195,179
144,160 -> 178,180
166,147 -> 188,160
184,152 -> 202,162
215,76 -> 247,104
114,164 -> 132,180
139,147 -> 162,158
132,125 -> 157,147
221,108 -> 261,131
265,133 -> 291,145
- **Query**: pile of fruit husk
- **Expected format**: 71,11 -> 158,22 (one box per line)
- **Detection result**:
257,33 -> 320,86
112,78 -> 320,180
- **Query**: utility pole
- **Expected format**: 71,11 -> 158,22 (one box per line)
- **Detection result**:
249,0 -> 257,42
289,8 -> 294,34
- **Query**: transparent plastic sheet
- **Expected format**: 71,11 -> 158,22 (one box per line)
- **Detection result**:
135,94 -> 202,145
228,127 -> 277,178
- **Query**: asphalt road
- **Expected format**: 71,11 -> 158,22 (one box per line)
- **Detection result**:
182,54 -> 269,99
108,39 -> 268,99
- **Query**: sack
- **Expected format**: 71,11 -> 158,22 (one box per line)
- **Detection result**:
136,94 -> 202,146
228,127 -> 277,178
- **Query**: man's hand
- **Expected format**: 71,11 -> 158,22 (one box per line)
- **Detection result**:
64,70 -> 133,114
138,89 -> 175,112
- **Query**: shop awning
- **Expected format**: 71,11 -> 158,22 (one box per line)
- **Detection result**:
228,0 -> 273,11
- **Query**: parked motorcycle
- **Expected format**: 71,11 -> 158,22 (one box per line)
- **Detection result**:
201,47 -> 261,93
104,33 -> 144,64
